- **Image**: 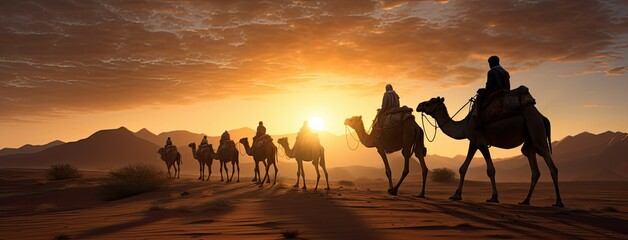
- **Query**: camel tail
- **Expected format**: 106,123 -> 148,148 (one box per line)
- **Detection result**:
543,116 -> 552,154
177,152 -> 183,165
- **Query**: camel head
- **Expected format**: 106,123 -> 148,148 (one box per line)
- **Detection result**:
277,137 -> 288,146
188,142 -> 196,148
239,137 -> 249,145
344,116 -> 364,130
157,147 -> 165,155
416,97 -> 445,116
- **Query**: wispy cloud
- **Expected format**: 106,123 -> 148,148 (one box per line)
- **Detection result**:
0,0 -> 626,121
583,104 -> 614,109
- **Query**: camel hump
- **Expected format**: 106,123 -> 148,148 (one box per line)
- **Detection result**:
484,85 -> 536,121
382,105 -> 415,130
252,134 -> 273,151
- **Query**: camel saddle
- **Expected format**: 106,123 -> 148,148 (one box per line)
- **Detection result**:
294,133 -> 320,160
481,85 -> 536,122
198,144 -> 210,153
252,134 -> 273,152
165,145 -> 177,154
218,140 -> 236,155
381,106 -> 414,131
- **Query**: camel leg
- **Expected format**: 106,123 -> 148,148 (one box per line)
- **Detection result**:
416,154 -> 428,198
166,162 -> 172,178
313,159 -> 321,190
229,162 -> 235,182
252,161 -> 259,182
236,159 -> 240,183
273,161 -> 279,186
219,161 -> 225,181
177,161 -> 181,179
539,150 -> 563,207
390,153 -> 411,196
263,160 -> 270,183
260,162 -> 270,188
478,145 -> 499,203
224,162 -> 230,183
300,160 -> 307,190
451,144 -> 478,200
199,161 -> 203,180
519,141 -> 540,205
320,154 -> 330,190
207,162 -> 214,181
377,148 -> 394,192
293,159 -> 301,188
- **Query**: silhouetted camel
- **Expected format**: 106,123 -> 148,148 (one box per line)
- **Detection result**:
239,137 -> 279,186
417,97 -> 563,207
208,144 -> 240,182
188,143 -> 213,181
344,116 -> 428,197
277,137 -> 329,190
157,147 -> 181,179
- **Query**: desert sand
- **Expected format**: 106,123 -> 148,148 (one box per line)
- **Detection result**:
0,168 -> 626,239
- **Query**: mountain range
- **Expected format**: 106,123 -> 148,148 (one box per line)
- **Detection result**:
0,127 -> 625,182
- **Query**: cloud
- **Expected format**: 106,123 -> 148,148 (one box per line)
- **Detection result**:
583,104 -> 613,109
0,0 -> 626,121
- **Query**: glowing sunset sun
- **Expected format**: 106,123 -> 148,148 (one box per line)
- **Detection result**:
309,116 -> 325,131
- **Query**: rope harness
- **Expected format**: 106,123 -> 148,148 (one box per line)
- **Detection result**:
421,96 -> 476,142
344,125 -> 360,150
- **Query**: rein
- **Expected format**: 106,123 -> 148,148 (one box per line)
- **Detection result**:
236,142 -> 246,156
344,125 -> 360,150
421,96 -> 476,143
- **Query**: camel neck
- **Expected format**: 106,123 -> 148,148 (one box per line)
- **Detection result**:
432,104 -> 470,140
352,121 -> 376,148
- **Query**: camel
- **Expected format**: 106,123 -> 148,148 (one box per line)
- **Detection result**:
208,144 -> 240,182
344,115 -> 428,197
188,143 -> 213,181
277,137 -> 329,190
157,147 -> 182,179
416,97 -> 563,207
239,137 -> 279,186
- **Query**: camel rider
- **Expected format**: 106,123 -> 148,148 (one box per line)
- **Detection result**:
220,131 -> 230,144
164,137 -> 174,153
253,121 -> 266,149
377,84 -> 400,129
254,121 -> 266,140
475,55 -> 511,129
294,121 -> 312,153
200,136 -> 208,147
165,137 -> 173,148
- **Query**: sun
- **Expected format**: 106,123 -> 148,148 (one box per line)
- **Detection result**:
308,116 -> 325,131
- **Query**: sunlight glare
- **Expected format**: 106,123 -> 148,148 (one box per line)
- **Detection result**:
308,116 -> 325,131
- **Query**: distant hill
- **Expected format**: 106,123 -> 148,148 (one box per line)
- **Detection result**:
466,131 -> 628,182
2,127 -> 625,182
0,140 -> 65,156
0,127 -> 160,170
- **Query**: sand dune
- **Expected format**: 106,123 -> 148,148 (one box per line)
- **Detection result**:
1,169 -> 626,239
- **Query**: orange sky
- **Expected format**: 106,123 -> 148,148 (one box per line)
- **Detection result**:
1,0 -> 627,158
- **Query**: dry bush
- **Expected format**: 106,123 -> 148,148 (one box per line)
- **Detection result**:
52,234 -> 70,240
46,164 -> 82,181
281,229 -> 302,239
101,163 -> 168,201
338,180 -> 355,187
430,168 -> 457,182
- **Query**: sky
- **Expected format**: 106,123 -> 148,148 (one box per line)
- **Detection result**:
0,0 -> 627,158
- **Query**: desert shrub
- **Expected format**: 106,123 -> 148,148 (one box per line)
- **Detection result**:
430,168 -> 457,182
600,206 -> 619,212
101,163 -> 168,201
337,180 -> 355,187
52,234 -> 70,240
281,229 -> 302,239
46,164 -> 82,180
